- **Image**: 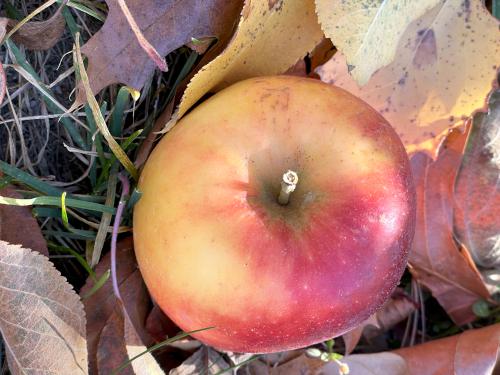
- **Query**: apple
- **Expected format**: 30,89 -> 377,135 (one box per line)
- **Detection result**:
133,76 -> 416,353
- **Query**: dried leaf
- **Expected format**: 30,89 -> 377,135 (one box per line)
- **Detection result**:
316,0 -> 500,152
145,304 -> 180,343
0,241 -> 88,374
0,186 -> 48,256
454,87 -> 500,268
80,0 -> 243,95
315,0 -> 442,85
409,130 -> 490,325
174,0 -> 324,120
170,347 -> 229,375
3,5 -> 65,51
395,323 -> 500,375
342,314 -> 379,355
81,238 -> 153,373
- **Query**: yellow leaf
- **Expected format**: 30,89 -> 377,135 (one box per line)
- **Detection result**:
175,0 -> 324,121
316,0 -> 443,85
316,0 -> 500,153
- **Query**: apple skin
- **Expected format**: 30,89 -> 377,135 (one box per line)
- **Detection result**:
133,76 -> 416,353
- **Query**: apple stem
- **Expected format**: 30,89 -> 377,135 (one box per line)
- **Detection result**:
278,170 -> 298,205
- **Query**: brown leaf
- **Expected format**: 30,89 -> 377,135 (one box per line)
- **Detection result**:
80,0 -> 243,96
81,237 -> 153,373
174,0 -> 324,121
170,347 -> 229,375
395,323 -> 500,375
342,314 -> 379,355
0,185 -> 48,256
4,5 -> 65,51
454,87 -> 500,268
0,241 -> 88,374
97,305 -> 165,375
316,1 -> 500,152
409,130 -> 490,325
145,304 -> 180,343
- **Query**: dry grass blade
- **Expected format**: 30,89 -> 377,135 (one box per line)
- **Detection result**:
73,34 -> 138,180
0,18 -> 7,106
116,0 -> 167,71
0,241 -> 88,374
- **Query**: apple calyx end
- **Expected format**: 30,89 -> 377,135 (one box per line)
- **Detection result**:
278,170 -> 298,205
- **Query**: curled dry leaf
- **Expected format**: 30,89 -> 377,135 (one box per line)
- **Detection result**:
0,185 -> 48,256
315,0 -> 442,85
3,4 -> 65,51
316,0 -> 500,152
409,129 -> 490,325
80,0 -> 243,96
454,87 -> 500,268
0,241 -> 87,374
395,323 -> 500,375
174,0 -> 324,122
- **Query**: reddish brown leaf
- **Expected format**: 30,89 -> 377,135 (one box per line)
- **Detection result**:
409,129 -> 490,325
80,0 -> 242,96
454,87 -> 500,268
80,237 -> 153,373
396,324 -> 500,375
342,314 -> 379,355
0,241 -> 87,374
145,304 -> 180,343
0,186 -> 48,256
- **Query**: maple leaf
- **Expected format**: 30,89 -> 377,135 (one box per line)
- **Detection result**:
80,0 -> 243,95
454,86 -> 500,268
0,241 -> 87,374
316,0 -> 500,152
409,129 -> 491,325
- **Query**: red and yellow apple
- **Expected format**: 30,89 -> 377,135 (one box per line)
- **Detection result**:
133,76 -> 416,353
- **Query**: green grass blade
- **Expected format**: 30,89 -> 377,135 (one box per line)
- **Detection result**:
0,194 -> 116,214
0,160 -> 63,196
48,242 -> 96,280
81,269 -> 110,299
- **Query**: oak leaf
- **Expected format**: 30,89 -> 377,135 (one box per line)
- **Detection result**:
454,86 -> 500,268
409,130 -> 490,325
0,241 -> 87,374
80,0 -> 243,95
0,185 -> 48,256
316,0 -> 500,152
174,0 -> 324,122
